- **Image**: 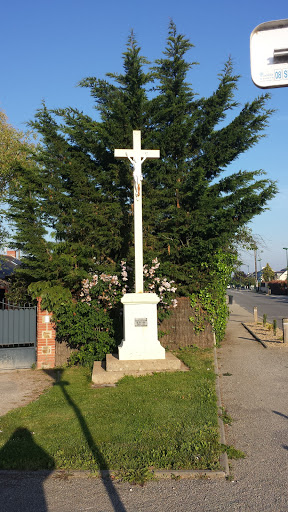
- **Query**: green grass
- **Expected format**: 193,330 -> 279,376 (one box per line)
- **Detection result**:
0,347 -> 223,474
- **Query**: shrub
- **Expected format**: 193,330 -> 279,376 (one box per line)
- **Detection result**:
54,300 -> 117,367
268,280 -> 287,296
54,259 -> 177,366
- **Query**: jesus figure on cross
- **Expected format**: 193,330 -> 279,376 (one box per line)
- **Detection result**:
114,131 -> 160,293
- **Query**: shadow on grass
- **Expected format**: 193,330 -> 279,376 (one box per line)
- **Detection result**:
0,428 -> 54,512
52,369 -> 127,512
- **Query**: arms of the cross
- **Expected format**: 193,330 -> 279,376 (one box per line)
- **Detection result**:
114,131 -> 160,196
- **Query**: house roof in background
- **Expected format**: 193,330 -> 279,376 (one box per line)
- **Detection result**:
0,255 -> 21,280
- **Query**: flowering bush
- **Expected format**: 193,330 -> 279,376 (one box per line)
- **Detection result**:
80,258 -> 177,318
54,259 -> 178,367
143,258 -> 177,316
80,272 -> 124,310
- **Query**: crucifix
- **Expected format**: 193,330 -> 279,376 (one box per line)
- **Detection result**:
114,131 -> 160,293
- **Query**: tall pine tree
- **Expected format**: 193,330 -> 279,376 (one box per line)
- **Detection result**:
143,22 -> 277,290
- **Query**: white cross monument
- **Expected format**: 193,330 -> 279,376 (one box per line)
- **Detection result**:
114,131 -> 165,360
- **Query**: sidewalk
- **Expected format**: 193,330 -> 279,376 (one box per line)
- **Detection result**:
1,301 -> 288,511
216,301 -> 288,507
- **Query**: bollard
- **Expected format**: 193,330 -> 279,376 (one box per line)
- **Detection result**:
228,295 -> 233,305
282,318 -> 288,343
253,306 -> 258,324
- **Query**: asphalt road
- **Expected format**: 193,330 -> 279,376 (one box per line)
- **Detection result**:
228,288 -> 288,328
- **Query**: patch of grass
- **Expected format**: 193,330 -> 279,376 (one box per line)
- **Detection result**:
119,467 -> 155,485
222,444 -> 245,459
220,407 -> 233,425
0,347 -> 226,475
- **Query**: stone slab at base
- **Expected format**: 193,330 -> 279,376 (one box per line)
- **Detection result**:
92,352 -> 189,386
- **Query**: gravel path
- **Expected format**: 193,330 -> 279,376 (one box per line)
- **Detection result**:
1,302 -> 288,511
0,369 -> 55,417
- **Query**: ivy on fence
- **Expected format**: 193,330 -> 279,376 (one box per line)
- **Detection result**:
190,251 -> 236,344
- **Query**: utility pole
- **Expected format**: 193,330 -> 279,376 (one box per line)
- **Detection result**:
246,264 -> 250,288
258,257 -> 262,286
254,247 -> 258,290
283,247 -> 288,287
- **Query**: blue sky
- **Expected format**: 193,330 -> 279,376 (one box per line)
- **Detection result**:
1,0 -> 288,273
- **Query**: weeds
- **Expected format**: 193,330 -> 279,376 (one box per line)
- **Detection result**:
222,444 -> 245,459
220,407 -> 232,425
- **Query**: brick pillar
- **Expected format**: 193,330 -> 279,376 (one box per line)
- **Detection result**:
36,298 -> 56,369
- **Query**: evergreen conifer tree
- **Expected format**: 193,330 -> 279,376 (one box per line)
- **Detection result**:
4,22 -> 277,300
143,21 -> 277,290
262,263 -> 275,282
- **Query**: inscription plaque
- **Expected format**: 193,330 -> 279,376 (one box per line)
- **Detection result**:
134,318 -> 148,327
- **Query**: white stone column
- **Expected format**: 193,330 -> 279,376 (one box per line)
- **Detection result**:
134,166 -> 144,294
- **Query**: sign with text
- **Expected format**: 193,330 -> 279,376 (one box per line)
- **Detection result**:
250,19 -> 288,88
134,318 -> 148,327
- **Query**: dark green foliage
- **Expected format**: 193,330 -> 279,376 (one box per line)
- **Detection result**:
190,250 -> 235,343
54,300 -> 117,367
262,263 -> 275,282
143,38 -> 277,290
3,21 -> 278,359
268,280 -> 287,295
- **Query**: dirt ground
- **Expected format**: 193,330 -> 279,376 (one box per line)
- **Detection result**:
0,369 -> 56,417
245,321 -> 287,347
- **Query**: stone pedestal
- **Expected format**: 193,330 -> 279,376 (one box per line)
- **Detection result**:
118,293 -> 165,360
91,292 -> 190,386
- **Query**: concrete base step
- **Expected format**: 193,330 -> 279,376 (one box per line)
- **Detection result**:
92,352 -> 189,386
106,351 -> 182,372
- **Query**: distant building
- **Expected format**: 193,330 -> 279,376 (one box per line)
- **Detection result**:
274,269 -> 287,281
250,270 -> 264,281
0,250 -> 21,303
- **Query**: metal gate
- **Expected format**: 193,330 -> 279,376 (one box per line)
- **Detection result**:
0,302 -> 37,369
